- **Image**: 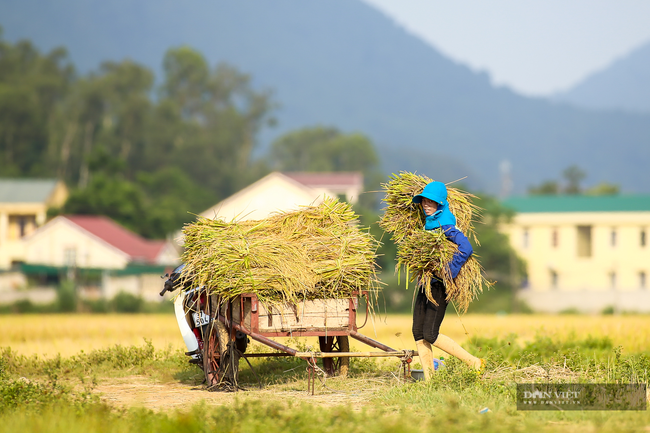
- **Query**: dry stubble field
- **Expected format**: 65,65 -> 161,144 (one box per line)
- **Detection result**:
3,312 -> 650,358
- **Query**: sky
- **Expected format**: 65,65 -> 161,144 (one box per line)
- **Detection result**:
361,0 -> 650,97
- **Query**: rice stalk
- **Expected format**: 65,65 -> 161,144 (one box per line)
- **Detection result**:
379,171 -> 479,244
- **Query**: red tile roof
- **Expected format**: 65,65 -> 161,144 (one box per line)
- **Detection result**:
64,215 -> 166,263
283,172 -> 363,187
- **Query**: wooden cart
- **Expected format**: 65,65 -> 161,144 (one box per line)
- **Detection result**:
193,291 -> 415,392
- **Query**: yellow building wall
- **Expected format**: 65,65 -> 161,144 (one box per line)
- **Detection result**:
0,203 -> 47,269
45,182 -> 69,209
504,211 -> 650,293
0,181 -> 68,269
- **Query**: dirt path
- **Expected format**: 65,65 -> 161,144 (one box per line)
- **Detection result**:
93,377 -> 229,411
93,375 -> 386,411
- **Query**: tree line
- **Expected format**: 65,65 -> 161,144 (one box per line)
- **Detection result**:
528,165 -> 620,196
0,30 -> 379,238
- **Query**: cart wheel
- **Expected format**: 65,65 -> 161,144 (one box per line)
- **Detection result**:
203,320 -> 228,387
218,325 -> 240,389
318,336 -> 349,378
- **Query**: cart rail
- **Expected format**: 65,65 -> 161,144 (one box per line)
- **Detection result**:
295,350 -> 416,358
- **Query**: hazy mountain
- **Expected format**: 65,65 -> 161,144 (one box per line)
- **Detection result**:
1,0 -> 649,193
556,41 -> 650,114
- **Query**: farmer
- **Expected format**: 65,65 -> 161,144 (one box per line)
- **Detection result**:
411,181 -> 484,379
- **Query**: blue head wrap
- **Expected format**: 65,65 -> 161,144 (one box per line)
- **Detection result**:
412,181 -> 457,230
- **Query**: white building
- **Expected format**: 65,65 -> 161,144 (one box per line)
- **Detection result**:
200,171 -> 363,222
23,215 -> 179,301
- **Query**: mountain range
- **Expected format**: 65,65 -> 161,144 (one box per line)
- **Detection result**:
1,0 -> 649,194
556,41 -> 650,114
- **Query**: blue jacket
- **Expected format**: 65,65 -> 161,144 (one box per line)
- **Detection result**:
413,181 -> 473,279
438,224 -> 473,279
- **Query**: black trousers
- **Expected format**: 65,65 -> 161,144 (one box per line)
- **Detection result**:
412,280 -> 448,344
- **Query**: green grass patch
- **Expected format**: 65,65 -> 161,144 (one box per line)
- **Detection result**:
1,394 -> 649,433
2,334 -> 650,432
0,339 -> 200,385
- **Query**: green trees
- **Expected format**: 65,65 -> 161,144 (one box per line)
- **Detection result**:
269,126 -> 378,173
473,195 -> 524,278
0,32 -> 73,177
157,48 -> 274,194
1,32 -> 275,238
528,164 -> 619,196
270,126 -> 381,207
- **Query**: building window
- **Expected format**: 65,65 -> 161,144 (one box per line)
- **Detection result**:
522,228 -> 529,249
551,228 -> 559,248
641,229 -> 647,247
609,271 -> 617,289
577,225 -> 592,257
550,270 -> 558,289
7,215 -> 37,240
611,229 -> 617,247
641,271 -> 647,289
64,247 -> 77,267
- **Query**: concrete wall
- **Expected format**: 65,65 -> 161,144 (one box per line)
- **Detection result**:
102,272 -> 166,302
0,271 -> 27,292
0,288 -> 56,305
0,272 -> 167,305
0,272 -> 39,305
518,289 -> 650,313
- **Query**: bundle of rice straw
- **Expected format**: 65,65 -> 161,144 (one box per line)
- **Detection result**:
181,198 -> 380,305
379,172 -> 492,313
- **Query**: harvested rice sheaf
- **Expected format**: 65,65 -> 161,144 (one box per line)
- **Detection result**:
379,172 -> 479,243
181,198 -> 380,305
379,172 -> 493,313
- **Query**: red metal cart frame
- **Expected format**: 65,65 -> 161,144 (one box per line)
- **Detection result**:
204,292 -> 415,393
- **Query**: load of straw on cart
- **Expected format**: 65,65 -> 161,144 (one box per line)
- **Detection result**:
180,197 -> 380,308
379,172 -> 493,313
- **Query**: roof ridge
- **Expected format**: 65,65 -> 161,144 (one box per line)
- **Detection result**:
503,195 -> 650,213
64,215 -> 165,262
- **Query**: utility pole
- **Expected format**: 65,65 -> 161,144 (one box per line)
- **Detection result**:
499,159 -> 512,199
